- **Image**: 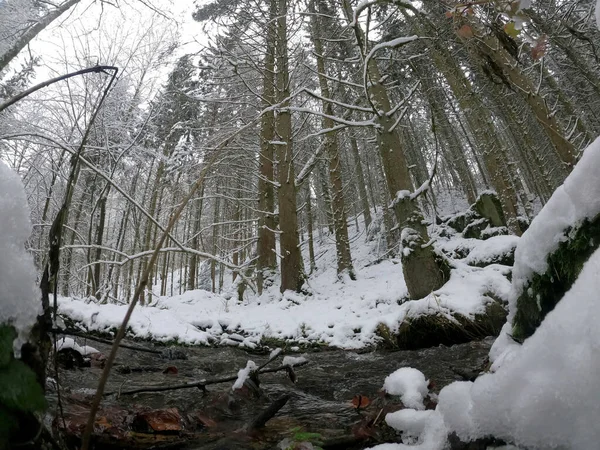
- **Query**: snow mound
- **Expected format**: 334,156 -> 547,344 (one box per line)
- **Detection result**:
383,367 -> 429,410
368,409 -> 447,449
57,337 -> 100,356
0,161 -> 40,356
436,246 -> 600,449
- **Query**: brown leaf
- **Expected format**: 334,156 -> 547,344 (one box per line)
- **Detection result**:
445,11 -> 454,19
531,35 -> 548,60
457,24 -> 474,39
351,395 -> 371,409
351,419 -> 377,439
162,366 -> 178,375
90,352 -> 106,368
94,416 -> 111,432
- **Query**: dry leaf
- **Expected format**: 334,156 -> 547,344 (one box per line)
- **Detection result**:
457,24 -> 474,39
351,394 -> 371,409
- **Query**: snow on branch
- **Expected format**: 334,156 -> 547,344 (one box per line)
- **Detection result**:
286,106 -> 377,128
301,88 -> 374,113
296,141 -> 326,187
389,147 -> 439,208
363,35 -> 419,103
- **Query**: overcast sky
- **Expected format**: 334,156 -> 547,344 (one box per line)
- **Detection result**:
21,0 -> 205,83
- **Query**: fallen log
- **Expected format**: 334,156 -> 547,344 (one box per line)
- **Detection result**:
53,329 -> 163,355
106,360 -> 308,397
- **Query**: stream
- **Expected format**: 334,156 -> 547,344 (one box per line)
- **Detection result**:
48,337 -> 494,449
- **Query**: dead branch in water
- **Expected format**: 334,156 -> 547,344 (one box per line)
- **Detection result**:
105,360 -> 308,397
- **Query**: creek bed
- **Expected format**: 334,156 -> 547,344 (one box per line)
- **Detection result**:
48,337 -> 494,449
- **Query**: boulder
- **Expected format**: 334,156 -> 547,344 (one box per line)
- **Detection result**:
473,192 -> 506,228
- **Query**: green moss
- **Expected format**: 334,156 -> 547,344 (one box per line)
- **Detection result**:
0,324 -> 47,449
375,323 -> 399,349
0,325 -> 16,368
512,216 -> 600,341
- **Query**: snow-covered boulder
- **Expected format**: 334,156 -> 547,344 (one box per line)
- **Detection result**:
465,235 -> 519,268
511,136 -> 600,341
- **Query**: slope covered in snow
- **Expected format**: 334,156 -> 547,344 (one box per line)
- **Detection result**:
58,212 -> 512,349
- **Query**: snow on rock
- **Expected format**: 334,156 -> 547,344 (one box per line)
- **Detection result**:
232,360 -> 257,390
383,367 -> 429,410
464,235 -> 519,266
0,161 -> 40,356
57,337 -> 100,356
436,247 -> 600,449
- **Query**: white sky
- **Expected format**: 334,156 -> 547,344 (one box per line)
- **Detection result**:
14,0 -> 207,85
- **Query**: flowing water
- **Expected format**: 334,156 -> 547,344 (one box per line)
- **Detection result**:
49,337 -> 494,449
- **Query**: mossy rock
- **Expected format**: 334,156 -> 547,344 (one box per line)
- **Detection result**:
446,210 -> 478,233
401,228 -> 450,300
463,218 -> 490,239
385,300 -> 507,350
512,215 -> 600,342
473,192 -> 506,228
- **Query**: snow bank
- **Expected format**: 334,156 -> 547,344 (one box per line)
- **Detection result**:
58,209 -> 512,350
383,367 -> 428,410
0,161 -> 40,356
436,246 -> 600,449
58,260 -> 509,349
58,295 -> 213,345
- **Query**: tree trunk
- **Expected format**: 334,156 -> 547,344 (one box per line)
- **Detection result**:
256,0 -> 278,294
275,0 -> 303,292
309,0 -> 355,279
343,0 -> 448,298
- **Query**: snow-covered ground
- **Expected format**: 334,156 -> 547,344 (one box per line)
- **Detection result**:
57,215 -> 513,349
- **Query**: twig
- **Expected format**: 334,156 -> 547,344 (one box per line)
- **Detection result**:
105,361 -> 308,397
0,65 -> 118,113
246,394 -> 290,430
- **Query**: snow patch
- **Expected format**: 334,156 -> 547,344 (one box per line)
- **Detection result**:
232,360 -> 257,390
383,367 -> 429,410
